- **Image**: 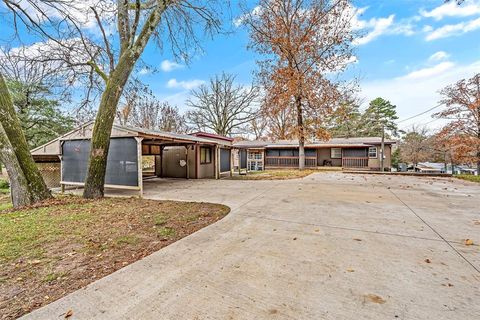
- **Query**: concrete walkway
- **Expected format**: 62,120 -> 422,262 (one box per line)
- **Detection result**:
23,173 -> 480,319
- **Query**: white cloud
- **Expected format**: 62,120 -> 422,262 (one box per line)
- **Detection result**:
166,78 -> 205,90
160,59 -> 183,72
422,25 -> 433,32
234,5 -> 262,27
352,7 -> 415,46
361,59 -> 480,129
428,51 -> 450,62
425,17 -> 480,41
354,15 -> 395,45
400,61 -> 455,80
138,68 -> 151,76
420,1 -> 480,21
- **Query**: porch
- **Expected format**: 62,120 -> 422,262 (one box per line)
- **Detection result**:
265,156 -> 317,167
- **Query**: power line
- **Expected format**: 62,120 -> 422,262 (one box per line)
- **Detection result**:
396,103 -> 442,124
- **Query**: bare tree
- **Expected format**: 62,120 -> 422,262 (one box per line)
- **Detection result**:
399,126 -> 432,166
249,115 -> 268,140
3,0 -> 229,198
186,73 -> 259,136
117,80 -> 187,133
242,0 -> 355,169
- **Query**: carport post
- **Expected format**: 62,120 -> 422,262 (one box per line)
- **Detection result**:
230,148 -> 233,177
215,145 -> 219,179
135,137 -> 144,198
185,146 -> 190,179
59,155 -> 65,193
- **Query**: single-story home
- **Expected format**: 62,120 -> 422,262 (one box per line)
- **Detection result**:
411,162 -> 478,175
233,137 -> 396,171
31,122 -> 234,195
30,122 -> 396,194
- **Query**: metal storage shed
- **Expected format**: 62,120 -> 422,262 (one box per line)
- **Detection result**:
31,122 -> 234,196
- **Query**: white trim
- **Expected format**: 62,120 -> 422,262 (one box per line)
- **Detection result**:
368,146 -> 378,158
331,148 -> 342,159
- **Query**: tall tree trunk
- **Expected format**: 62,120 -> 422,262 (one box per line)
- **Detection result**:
477,151 -> 480,176
0,72 -> 51,204
296,96 -> 305,170
83,54 -> 136,199
0,123 -> 33,207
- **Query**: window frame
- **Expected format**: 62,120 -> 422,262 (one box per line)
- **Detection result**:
330,148 -> 342,159
368,146 -> 378,158
200,146 -> 212,164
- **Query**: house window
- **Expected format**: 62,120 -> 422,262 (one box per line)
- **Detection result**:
331,148 -> 342,159
200,147 -> 211,164
368,146 -> 377,158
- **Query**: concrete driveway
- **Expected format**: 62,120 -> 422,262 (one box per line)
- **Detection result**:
23,173 -> 480,319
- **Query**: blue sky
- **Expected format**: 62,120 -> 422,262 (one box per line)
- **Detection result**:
2,0 -> 480,132
138,0 -> 480,132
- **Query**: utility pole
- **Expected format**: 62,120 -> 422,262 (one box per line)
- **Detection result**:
380,124 -> 385,172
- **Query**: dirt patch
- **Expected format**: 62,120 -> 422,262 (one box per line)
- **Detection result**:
0,195 -> 229,319
229,169 -> 317,180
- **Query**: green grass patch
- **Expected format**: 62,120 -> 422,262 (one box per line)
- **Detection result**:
455,174 -> 480,183
0,204 -> 94,263
114,235 -> 140,246
154,213 -> 168,226
157,226 -> 176,238
43,271 -> 69,283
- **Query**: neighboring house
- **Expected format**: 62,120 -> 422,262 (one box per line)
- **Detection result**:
411,162 -> 478,175
233,137 -> 395,171
411,162 -> 444,174
31,122 -> 234,195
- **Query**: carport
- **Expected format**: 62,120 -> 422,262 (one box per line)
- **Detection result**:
31,122 -> 234,196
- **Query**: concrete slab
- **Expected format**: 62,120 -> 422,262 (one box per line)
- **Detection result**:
22,173 -> 480,320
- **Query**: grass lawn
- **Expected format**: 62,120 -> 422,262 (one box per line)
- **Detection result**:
455,174 -> 480,183
0,179 -> 11,211
229,169 -> 318,180
0,194 -> 229,319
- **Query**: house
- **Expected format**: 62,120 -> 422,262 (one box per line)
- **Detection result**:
411,162 -> 478,175
411,162 -> 445,174
233,137 -> 396,171
31,122 -> 234,195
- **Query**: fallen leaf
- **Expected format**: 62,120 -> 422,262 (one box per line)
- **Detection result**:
364,294 -> 386,304
314,229 -> 320,232
464,239 -> 474,246
65,310 -> 73,318
425,259 -> 431,263
346,268 -> 355,272
353,238 -> 362,241
293,237 -> 297,241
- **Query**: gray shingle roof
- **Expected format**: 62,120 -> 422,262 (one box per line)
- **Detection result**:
233,137 -> 396,148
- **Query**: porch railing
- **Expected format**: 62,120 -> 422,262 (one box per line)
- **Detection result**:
342,157 -> 368,168
265,156 -> 317,167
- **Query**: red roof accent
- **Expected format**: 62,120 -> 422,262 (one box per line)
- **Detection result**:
190,132 -> 234,142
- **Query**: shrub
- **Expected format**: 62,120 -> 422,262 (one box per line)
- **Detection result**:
0,179 -> 9,190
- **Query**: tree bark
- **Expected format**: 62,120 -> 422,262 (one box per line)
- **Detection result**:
0,123 -> 33,207
0,72 -> 51,204
296,95 -> 305,170
83,53 -> 136,199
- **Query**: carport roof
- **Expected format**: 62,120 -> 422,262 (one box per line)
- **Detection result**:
31,121 -> 229,157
